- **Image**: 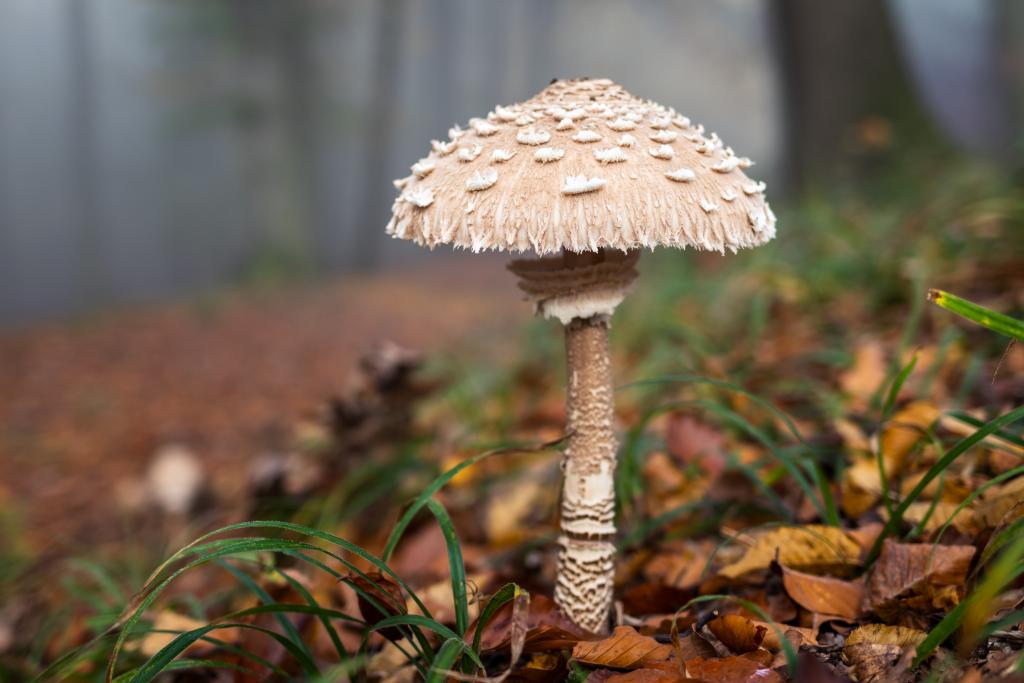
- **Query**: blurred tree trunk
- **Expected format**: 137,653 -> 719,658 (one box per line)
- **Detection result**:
351,0 -> 407,271
67,0 -> 105,304
771,0 -> 929,186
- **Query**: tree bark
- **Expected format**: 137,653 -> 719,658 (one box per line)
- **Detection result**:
555,314 -> 617,632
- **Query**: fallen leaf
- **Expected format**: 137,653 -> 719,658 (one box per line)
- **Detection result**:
752,621 -> 818,652
840,402 -> 941,519
486,460 -> 558,546
476,594 -> 593,653
865,540 -> 975,621
779,564 -> 864,620
835,418 -> 871,454
940,413 -> 1024,459
977,475 -> 1024,527
900,500 -> 981,536
642,451 -> 689,501
842,624 -> 925,683
621,583 -> 694,618
878,401 -> 940,472
795,651 -> 853,683
717,526 -> 862,580
706,614 -> 766,653
572,626 -> 674,670
839,456 -> 883,519
666,413 -> 726,477
589,664 -> 690,683
643,540 -> 717,590
342,572 -> 407,642
683,653 -> 784,683
672,627 -> 718,662
840,340 -> 888,407
407,572 -> 487,627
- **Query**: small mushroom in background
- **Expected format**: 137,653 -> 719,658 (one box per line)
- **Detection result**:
386,78 -> 776,632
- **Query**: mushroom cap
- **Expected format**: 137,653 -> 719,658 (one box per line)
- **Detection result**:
387,78 -> 776,255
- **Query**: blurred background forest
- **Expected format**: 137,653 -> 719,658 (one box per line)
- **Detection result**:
2,1 -> 1024,680
1,0 -> 1021,324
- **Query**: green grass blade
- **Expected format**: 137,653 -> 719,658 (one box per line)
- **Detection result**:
881,353 -> 919,422
130,622 -> 320,682
470,583 -> 520,656
915,532 -> 1024,665
928,289 -> 1024,341
424,499 -> 469,637
624,375 -> 811,446
618,500 -> 711,550
623,397 -> 831,524
105,529 -> 433,682
275,563 -> 349,661
216,560 -> 313,664
946,411 -> 1024,450
426,638 -> 465,683
113,658 -> 260,683
382,438 -> 564,562
866,405 -> 1024,565
371,615 -> 484,669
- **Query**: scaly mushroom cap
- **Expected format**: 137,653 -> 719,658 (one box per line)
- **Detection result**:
387,78 -> 776,255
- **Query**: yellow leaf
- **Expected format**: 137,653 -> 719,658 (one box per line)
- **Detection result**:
717,526 -> 861,580
878,401 -> 940,475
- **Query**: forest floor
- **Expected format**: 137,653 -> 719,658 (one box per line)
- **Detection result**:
2,148 -> 1024,682
0,256 -> 520,556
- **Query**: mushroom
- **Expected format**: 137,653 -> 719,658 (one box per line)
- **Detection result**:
385,78 -> 776,632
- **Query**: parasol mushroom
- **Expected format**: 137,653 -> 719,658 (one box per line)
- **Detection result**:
386,78 -> 776,631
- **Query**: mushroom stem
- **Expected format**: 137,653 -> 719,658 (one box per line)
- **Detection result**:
556,311 -> 618,632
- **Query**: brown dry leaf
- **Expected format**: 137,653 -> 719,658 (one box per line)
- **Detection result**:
779,564 -> 864,620
505,651 -> 566,682
683,653 -> 784,683
368,641 -> 417,683
477,594 -> 593,654
898,471 -> 972,505
794,652 -> 850,683
342,572 -> 407,642
643,540 -> 717,590
621,583 -> 694,618
835,418 -> 871,454
672,627 -> 718,662
878,401 -> 941,474
706,614 -> 766,653
977,475 -> 1024,527
717,526 -> 861,580
940,413 -> 1024,459
572,626 -> 674,670
407,572 -> 487,627
900,501 -> 981,535
666,413 -> 726,477
839,456 -> 883,519
642,451 -> 688,499
485,460 -> 558,547
842,624 -> 925,683
865,540 -> 975,622
590,664 -> 691,683
840,340 -> 888,406
840,402 -> 941,519
752,621 -> 818,652
846,523 -> 884,554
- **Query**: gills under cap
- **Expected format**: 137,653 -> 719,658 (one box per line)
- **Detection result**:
387,78 -> 776,256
